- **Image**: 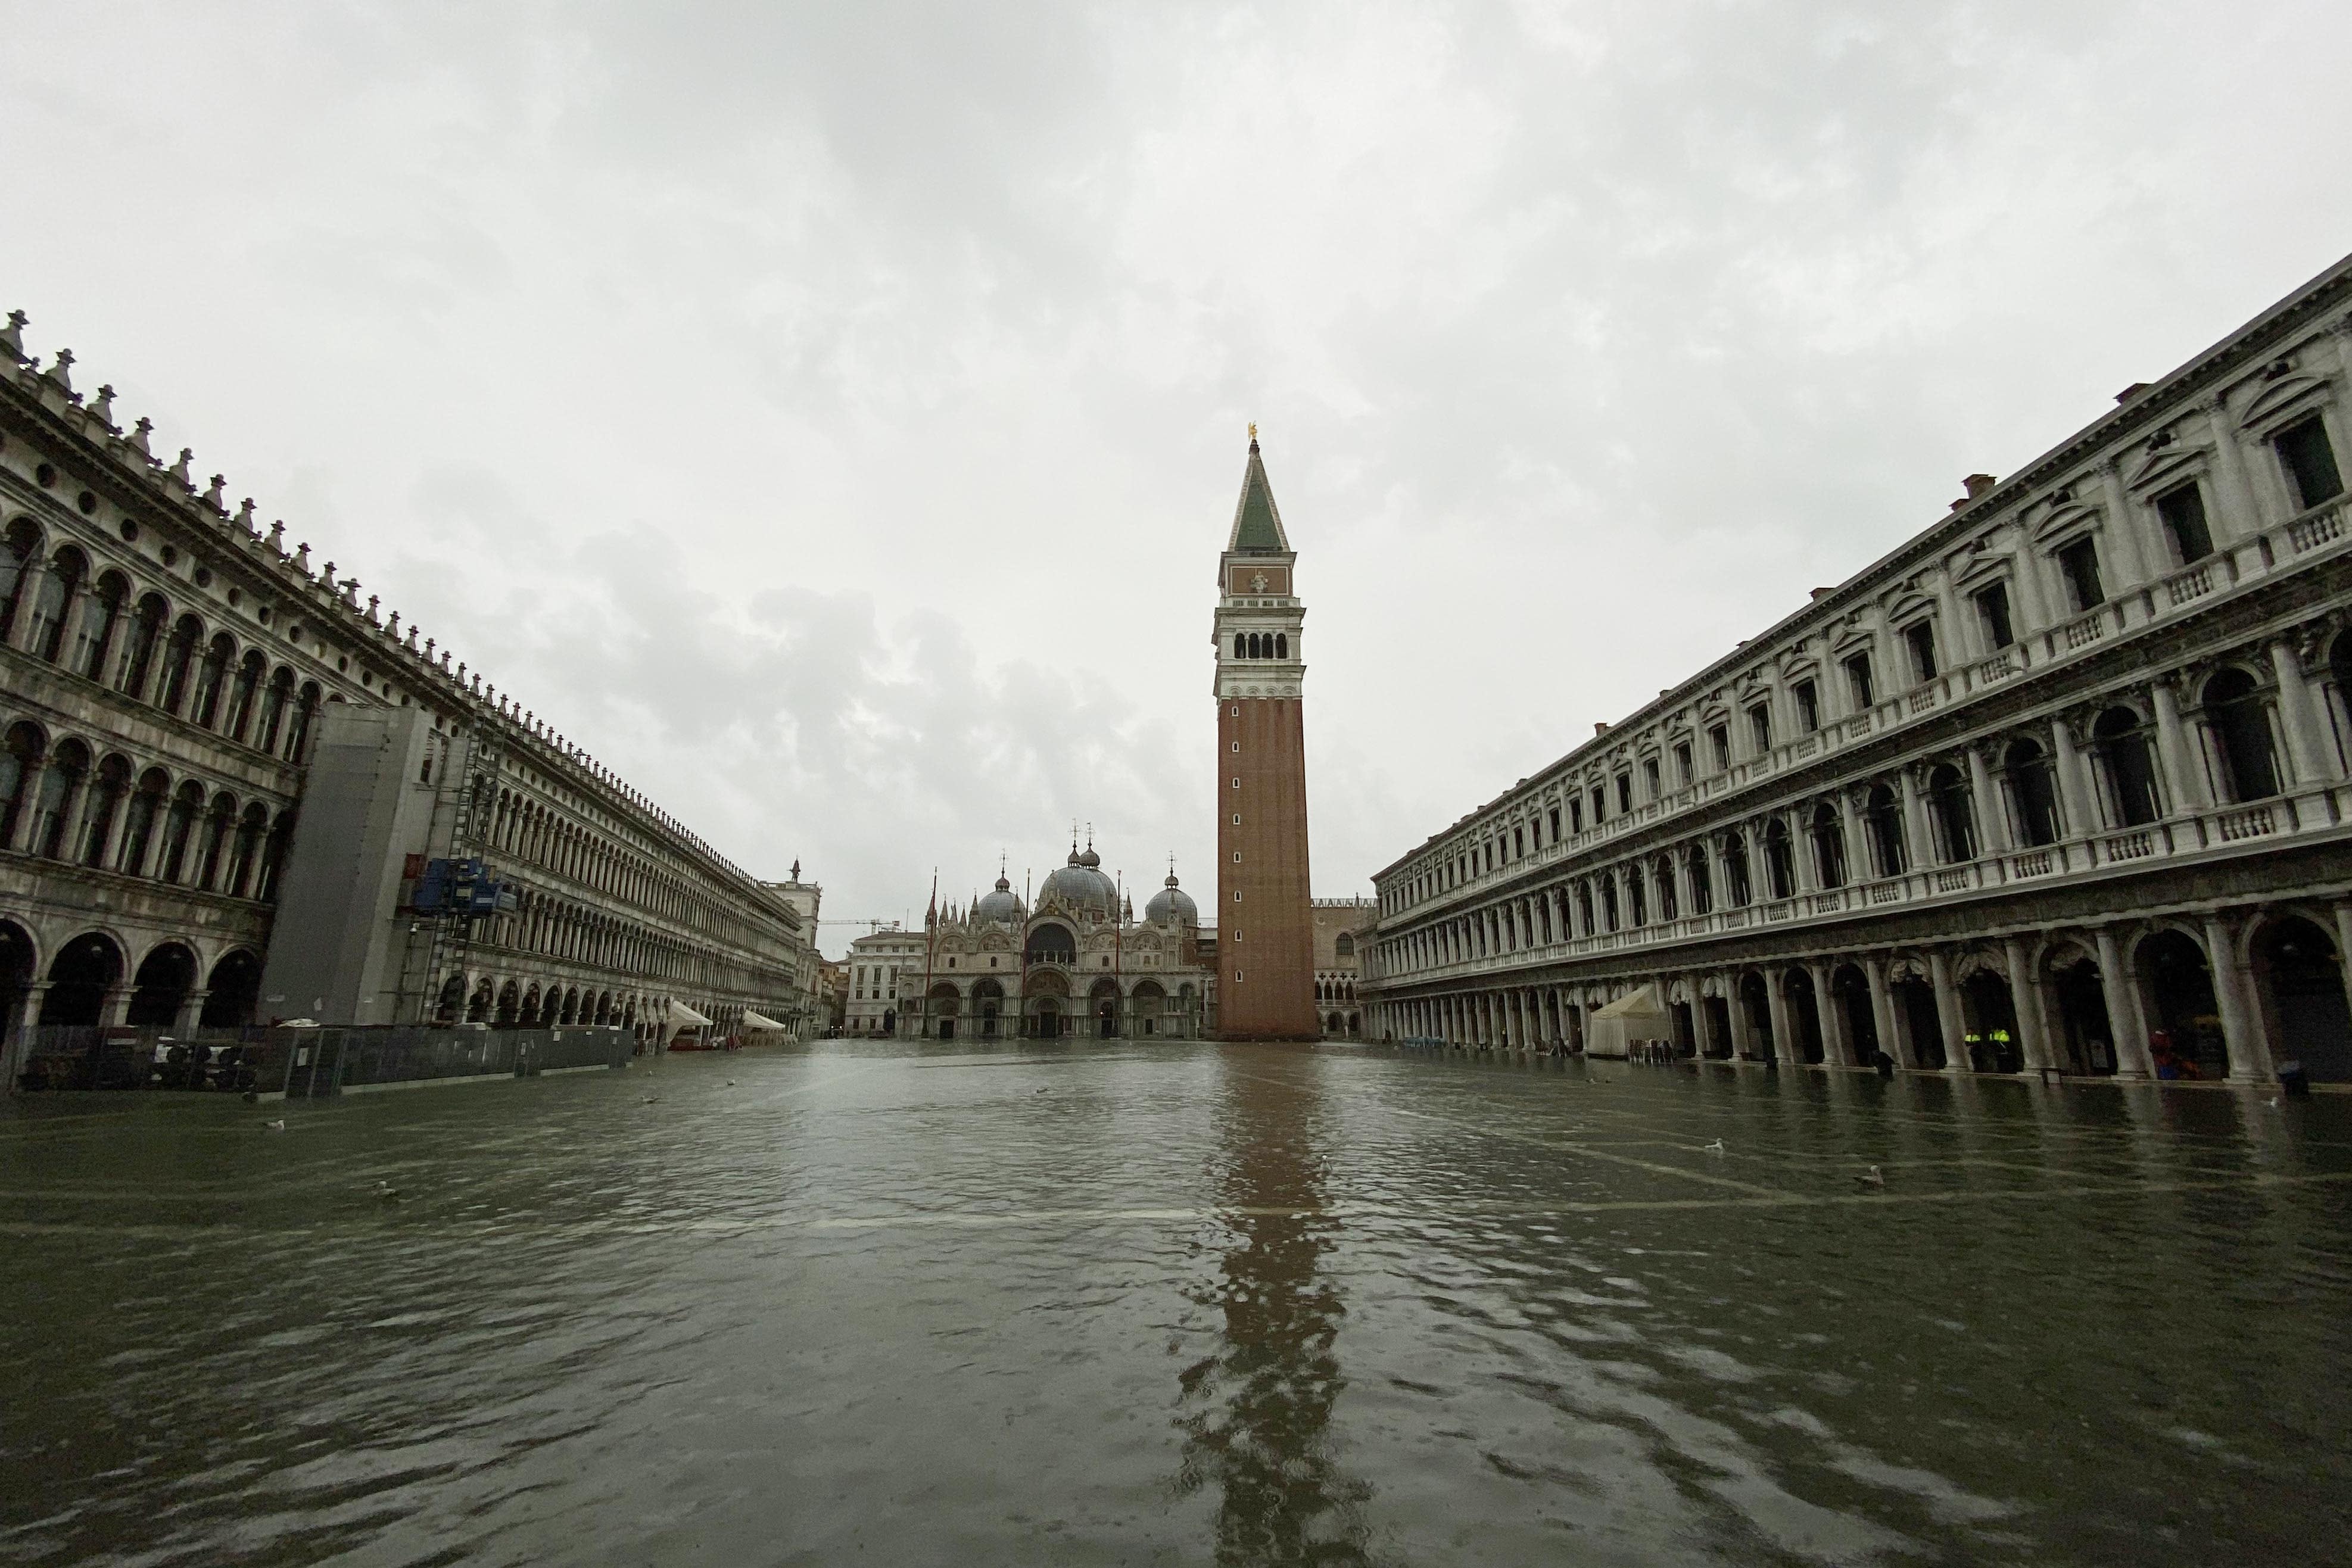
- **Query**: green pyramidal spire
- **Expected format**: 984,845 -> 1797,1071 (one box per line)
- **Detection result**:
1226,428 -> 1291,554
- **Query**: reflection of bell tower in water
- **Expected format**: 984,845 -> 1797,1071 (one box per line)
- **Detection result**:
1211,427 -> 1318,1041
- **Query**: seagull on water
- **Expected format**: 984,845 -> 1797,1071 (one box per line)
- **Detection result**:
261,1118 -> 286,1132
1703,1139 -> 1726,1154
1856,1164 -> 1886,1188
373,1179 -> 403,1201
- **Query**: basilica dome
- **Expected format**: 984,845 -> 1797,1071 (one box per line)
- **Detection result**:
1040,844 -> 1117,915
1144,870 -> 1197,928
974,873 -> 1024,924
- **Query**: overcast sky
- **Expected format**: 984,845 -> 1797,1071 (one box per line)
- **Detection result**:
5,2 -> 2348,955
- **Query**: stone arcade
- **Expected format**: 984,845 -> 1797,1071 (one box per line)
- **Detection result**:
0,313 -> 811,1085
1361,254 -> 2352,1086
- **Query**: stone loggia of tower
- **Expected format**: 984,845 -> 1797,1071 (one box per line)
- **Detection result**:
1211,428 -> 1319,1040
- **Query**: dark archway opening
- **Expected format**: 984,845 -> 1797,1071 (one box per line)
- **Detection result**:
2048,956 -> 2116,1075
2139,930 -> 2228,1080
2255,916 -> 2352,1083
126,944 -> 197,1027
1738,973 -> 1773,1058
1702,995 -> 1733,1058
1833,965 -> 1879,1062
202,950 -> 263,1027
1894,977 -> 1945,1070
1960,970 -> 2021,1073
41,933 -> 122,1026
1784,970 -> 1825,1064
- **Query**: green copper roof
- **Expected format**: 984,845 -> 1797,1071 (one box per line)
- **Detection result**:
1226,439 -> 1291,554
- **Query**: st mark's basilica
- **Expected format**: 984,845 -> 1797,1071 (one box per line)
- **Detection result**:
895,838 -> 1216,1040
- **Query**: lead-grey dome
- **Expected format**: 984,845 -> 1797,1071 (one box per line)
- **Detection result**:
1041,847 -> 1116,915
975,873 -> 1024,924
1145,871 -> 1197,927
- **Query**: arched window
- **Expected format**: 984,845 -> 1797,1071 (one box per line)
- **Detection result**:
119,769 -> 167,876
1601,876 -> 1619,931
1927,763 -> 1976,863
225,651 -> 265,741
1233,634 -> 1244,659
0,519 -> 41,642
257,668 -> 294,754
29,547 -> 85,663
192,633 -> 235,729
30,740 -> 89,860
1275,633 -> 1288,659
2004,739 -> 2061,846
120,593 -> 166,698
287,681 -> 322,762
1335,932 -> 1354,957
197,791 -> 236,889
1686,846 -> 1713,914
1654,855 -> 1678,920
2203,669 -> 2279,802
1762,819 -> 1795,900
226,802 -> 268,896
2092,707 -> 2160,827
75,572 -> 127,682
158,615 -> 203,715
160,781 -> 204,883
1627,865 -> 1647,925
80,755 -> 129,868
1722,836 -> 1753,906
1809,802 -> 1846,886
1576,881 -> 1594,936
1864,784 -> 1906,876
0,722 -> 41,846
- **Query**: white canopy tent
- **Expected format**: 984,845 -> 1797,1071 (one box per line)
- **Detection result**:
1585,986 -> 1674,1059
742,1009 -> 789,1033
666,1000 -> 714,1030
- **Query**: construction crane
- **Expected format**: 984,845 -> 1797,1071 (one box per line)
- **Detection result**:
814,917 -> 908,933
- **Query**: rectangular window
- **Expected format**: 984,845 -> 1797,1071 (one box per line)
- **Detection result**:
1549,806 -> 1561,840
1590,785 -> 1605,823
1615,774 -> 1632,813
1973,582 -> 2014,650
1904,621 -> 1937,683
1709,724 -> 1730,772
2057,538 -> 2105,612
2276,414 -> 2345,510
1674,742 -> 1693,786
1843,652 -> 1874,710
1641,758 -> 1659,797
2155,481 -> 2213,564
1569,798 -> 1584,834
1748,705 -> 1771,754
1793,679 -> 1820,733
1513,827 -> 1525,857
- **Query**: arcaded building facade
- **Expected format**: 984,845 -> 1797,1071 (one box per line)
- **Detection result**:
1362,255 -> 2352,1086
1311,897 -> 1373,1040
0,312 -> 808,1074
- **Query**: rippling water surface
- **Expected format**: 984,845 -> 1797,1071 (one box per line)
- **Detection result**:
4,1042 -> 2349,1566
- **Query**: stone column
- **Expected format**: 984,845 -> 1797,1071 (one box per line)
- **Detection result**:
5,558 -> 49,652
2150,677 -> 2210,811
2095,927 -> 2154,1078
1,983 -> 51,1097
2203,400 -> 2262,541
2096,458 -> 2152,591
1764,967 -> 1795,1063
1837,789 -> 1867,885
2202,912 -> 2272,1084
2051,717 -> 2095,841
1968,743 -> 2010,855
1927,949 -> 1968,1072
2270,637 -> 2334,786
1725,971 -> 1754,1058
1865,957 -> 1901,1067
1791,809 -> 1819,894
1999,937 -> 2050,1073
173,989 -> 210,1037
1809,959 -> 1850,1067
1898,768 -> 1935,871
100,986 -> 132,1028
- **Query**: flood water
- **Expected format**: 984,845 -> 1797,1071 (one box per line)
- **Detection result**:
2,1042 -> 2348,1567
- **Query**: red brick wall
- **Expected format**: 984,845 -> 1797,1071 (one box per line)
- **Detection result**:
1215,697 -> 1317,1039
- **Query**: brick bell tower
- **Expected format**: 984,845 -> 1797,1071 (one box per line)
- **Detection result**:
1213,425 -> 1318,1040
